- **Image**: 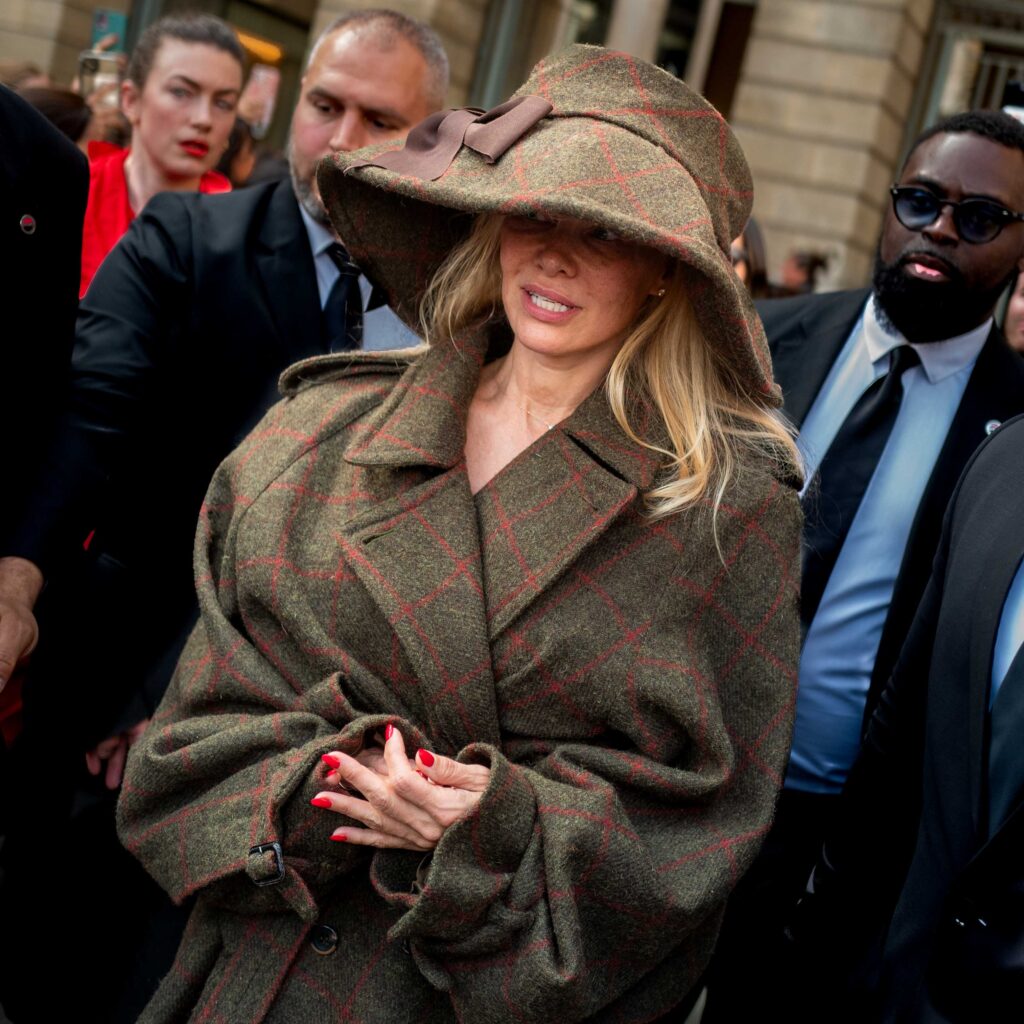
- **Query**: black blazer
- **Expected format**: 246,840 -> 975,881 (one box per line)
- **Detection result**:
799,414 -> 1024,1022
0,86 -> 88,539
763,287 -> 1024,719
5,179 -> 330,740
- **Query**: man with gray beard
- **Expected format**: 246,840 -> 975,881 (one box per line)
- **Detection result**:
0,11 -> 444,1022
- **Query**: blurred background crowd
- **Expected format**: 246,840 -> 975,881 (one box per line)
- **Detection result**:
7,0 -> 1024,295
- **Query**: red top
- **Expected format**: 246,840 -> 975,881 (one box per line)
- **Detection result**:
80,142 -> 231,297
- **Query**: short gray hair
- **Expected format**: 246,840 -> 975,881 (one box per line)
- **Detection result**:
307,8 -> 449,110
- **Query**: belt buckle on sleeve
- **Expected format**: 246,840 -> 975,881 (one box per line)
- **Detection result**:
248,841 -> 285,886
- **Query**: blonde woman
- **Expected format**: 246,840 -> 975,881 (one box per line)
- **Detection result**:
120,46 -> 802,1024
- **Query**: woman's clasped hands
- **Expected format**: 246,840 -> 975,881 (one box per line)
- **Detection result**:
312,724 -> 491,851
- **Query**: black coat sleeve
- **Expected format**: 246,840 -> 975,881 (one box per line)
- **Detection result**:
2,193 -> 196,576
0,87 -> 88,541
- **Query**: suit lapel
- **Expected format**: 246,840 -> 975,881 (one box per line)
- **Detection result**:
967,536 -> 1024,833
254,181 -> 322,359
871,329 -> 1024,713
768,289 -> 868,427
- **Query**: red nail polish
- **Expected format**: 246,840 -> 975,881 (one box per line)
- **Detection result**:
385,723 -> 394,741
417,748 -> 435,767
330,833 -> 347,842
310,796 -> 332,808
322,753 -> 341,769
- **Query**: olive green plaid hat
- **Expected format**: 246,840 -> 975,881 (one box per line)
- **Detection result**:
318,44 -> 780,406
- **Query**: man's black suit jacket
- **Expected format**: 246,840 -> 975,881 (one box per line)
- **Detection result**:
6,178 -> 329,741
763,287 -> 1024,720
801,414 -> 1024,1022
0,86 -> 88,540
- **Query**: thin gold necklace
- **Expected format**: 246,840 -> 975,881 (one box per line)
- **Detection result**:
524,406 -> 557,432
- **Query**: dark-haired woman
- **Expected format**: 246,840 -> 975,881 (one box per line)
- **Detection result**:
215,115 -> 256,187
121,45 -> 802,1024
80,13 -> 243,295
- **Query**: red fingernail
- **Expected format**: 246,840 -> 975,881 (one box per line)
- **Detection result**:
385,723 -> 394,741
310,796 -> 332,808
322,753 -> 341,768
330,833 -> 347,842
417,748 -> 435,767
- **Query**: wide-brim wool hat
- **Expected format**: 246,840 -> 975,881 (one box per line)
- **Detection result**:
318,44 -> 781,407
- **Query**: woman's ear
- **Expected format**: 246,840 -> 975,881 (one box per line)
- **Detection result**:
120,78 -> 140,126
648,257 -> 672,297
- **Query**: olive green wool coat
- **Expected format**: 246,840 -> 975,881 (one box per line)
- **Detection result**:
118,333 -> 801,1024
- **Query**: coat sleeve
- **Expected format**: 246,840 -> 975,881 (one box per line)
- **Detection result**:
4,193 -> 194,576
116,387 -> 410,924
0,89 -> 87,542
370,472 -> 802,1022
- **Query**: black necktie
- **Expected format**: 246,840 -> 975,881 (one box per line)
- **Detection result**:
988,640 -> 1024,837
801,344 -> 921,629
321,243 -> 363,352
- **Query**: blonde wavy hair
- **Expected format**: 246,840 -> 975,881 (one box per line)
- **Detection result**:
419,214 -> 800,519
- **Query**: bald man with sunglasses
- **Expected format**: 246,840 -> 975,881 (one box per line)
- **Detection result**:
705,109 -> 1024,1021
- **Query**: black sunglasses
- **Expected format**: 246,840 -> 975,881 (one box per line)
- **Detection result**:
890,185 -> 1024,244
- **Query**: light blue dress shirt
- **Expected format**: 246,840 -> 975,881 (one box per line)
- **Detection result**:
992,556 -> 1024,707
299,206 -> 420,351
787,296 -> 991,793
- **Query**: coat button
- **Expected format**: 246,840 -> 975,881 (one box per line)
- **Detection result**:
310,924 -> 338,955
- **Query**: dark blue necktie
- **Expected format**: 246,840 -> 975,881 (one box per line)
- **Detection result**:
801,344 -> 921,630
321,243 -> 363,352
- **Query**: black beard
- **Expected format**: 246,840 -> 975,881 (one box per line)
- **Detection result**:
872,250 -> 1011,343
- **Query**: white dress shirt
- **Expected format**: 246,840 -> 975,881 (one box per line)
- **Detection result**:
298,205 -> 420,351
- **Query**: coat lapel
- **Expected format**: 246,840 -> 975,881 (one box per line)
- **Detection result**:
475,389 -> 658,639
339,333 -> 496,752
337,332 -> 660,749
254,181 -> 322,360
339,467 -> 497,753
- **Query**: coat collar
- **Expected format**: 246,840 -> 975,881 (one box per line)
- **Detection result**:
343,327 -> 665,490
335,329 -> 664,751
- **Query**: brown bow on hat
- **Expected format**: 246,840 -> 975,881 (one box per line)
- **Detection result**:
318,44 -> 780,406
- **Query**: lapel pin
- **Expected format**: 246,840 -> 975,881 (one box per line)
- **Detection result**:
984,420 -> 1001,435
19,214 -> 36,235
